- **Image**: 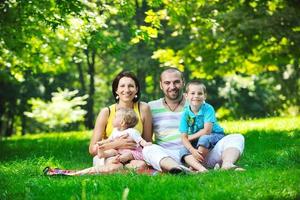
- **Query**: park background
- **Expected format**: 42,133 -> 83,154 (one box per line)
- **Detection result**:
1,0 -> 299,136
0,0 -> 299,199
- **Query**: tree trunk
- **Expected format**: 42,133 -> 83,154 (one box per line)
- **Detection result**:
76,62 -> 86,93
21,114 -> 26,135
85,48 -> 96,129
5,111 -> 14,137
135,0 -> 147,99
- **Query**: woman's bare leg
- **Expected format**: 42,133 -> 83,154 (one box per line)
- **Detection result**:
69,163 -> 124,176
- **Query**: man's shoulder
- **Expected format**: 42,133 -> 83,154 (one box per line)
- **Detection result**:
148,98 -> 163,108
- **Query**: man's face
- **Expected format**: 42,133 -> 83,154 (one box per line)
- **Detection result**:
160,71 -> 184,100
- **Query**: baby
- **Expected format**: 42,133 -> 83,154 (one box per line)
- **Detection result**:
43,108 -> 151,176
97,107 -> 152,164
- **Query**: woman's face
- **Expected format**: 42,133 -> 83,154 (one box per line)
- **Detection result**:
116,77 -> 138,103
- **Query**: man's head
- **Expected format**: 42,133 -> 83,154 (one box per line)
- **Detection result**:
160,67 -> 185,101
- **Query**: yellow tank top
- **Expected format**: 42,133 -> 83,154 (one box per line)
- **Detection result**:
104,102 -> 143,138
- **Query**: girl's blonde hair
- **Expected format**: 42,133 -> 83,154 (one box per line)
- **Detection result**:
116,108 -> 138,128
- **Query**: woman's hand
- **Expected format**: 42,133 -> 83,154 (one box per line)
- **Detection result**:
113,134 -> 137,150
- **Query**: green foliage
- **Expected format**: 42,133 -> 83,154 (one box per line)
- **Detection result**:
217,74 -> 281,119
24,89 -> 88,131
0,117 -> 299,199
1,0 -> 300,135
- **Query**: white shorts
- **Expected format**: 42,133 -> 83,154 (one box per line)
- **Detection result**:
142,145 -> 182,171
205,134 -> 245,168
143,134 -> 244,170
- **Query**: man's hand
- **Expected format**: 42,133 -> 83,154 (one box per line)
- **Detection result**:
190,148 -> 204,162
114,134 -> 137,149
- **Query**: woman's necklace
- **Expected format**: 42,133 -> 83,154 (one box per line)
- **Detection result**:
164,97 -> 183,112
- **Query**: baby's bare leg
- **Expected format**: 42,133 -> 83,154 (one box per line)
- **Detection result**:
118,152 -> 134,164
98,148 -> 118,159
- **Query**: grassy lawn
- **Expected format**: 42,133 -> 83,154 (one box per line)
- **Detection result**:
1,117 -> 299,200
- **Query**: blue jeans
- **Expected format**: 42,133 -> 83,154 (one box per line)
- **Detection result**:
180,133 -> 224,161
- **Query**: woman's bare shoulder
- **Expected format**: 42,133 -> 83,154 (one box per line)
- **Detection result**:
139,101 -> 150,111
97,106 -> 111,118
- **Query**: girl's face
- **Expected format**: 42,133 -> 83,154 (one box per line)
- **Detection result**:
116,77 -> 138,103
186,84 -> 206,107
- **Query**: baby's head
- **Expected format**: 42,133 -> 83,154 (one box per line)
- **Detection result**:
113,108 -> 138,130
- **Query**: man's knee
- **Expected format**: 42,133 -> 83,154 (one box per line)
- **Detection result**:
223,134 -> 245,154
234,134 -> 245,143
230,133 -> 244,141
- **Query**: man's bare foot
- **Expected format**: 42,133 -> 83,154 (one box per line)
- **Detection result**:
221,163 -> 245,171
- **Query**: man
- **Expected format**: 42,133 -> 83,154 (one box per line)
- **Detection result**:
142,68 -> 244,173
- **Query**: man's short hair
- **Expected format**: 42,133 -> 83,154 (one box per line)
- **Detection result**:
185,80 -> 207,94
160,67 -> 184,82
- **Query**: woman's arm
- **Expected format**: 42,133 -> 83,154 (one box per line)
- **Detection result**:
140,102 -> 153,142
89,107 -> 110,156
99,134 -> 137,150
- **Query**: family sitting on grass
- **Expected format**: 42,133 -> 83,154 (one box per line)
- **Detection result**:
44,68 -> 245,176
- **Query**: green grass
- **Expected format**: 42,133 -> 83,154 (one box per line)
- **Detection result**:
1,117 -> 300,200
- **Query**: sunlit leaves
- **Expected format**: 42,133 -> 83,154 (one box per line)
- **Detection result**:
151,48 -> 184,70
130,9 -> 166,44
24,89 -> 88,130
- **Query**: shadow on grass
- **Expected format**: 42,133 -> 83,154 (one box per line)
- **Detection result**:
0,134 -> 91,168
240,128 -> 300,169
1,129 -> 299,170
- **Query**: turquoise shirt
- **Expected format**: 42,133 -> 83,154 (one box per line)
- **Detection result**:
179,102 -> 224,135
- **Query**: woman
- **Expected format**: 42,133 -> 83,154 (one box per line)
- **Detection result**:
90,71 -> 152,169
44,71 -> 152,176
